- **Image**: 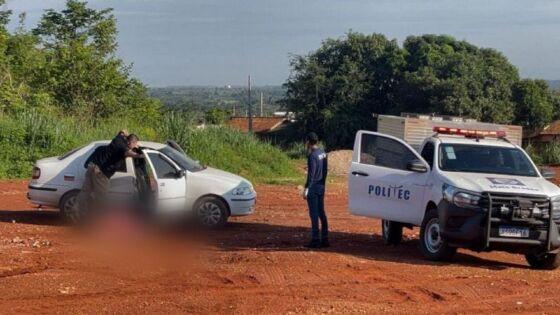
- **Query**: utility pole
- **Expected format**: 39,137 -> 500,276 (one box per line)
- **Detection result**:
260,92 -> 264,117
248,75 -> 253,132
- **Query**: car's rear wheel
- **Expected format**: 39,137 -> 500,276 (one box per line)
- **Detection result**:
195,196 -> 229,228
381,219 -> 403,245
419,208 -> 457,261
525,252 -> 560,270
60,190 -> 81,224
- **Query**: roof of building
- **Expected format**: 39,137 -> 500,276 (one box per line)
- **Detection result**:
526,120 -> 560,138
226,117 -> 287,133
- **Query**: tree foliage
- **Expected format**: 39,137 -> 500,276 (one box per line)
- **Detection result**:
0,0 -> 160,122
284,32 -> 555,149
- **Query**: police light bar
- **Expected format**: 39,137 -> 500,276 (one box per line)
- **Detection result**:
433,126 -> 506,139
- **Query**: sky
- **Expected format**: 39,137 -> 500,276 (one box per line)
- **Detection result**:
4,0 -> 560,87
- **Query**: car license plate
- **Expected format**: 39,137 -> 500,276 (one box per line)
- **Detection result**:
499,226 -> 529,238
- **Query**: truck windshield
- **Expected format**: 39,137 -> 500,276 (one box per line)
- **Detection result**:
159,146 -> 205,172
439,144 -> 538,177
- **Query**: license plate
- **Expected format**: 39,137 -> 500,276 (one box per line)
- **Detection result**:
499,226 -> 529,238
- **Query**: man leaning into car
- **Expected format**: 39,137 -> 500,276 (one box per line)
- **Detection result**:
78,131 -> 143,217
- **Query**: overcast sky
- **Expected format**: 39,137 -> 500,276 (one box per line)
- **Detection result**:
4,0 -> 560,87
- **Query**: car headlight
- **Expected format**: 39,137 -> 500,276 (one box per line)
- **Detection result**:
443,184 -> 481,209
232,186 -> 254,196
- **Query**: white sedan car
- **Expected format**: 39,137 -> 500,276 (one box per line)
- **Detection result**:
27,140 -> 256,227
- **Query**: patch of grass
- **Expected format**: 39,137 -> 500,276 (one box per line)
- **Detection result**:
0,110 -> 301,184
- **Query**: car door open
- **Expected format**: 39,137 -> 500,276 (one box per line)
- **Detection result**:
348,131 -> 430,225
143,149 -> 187,213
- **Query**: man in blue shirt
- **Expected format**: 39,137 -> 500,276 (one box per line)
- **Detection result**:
303,132 -> 329,248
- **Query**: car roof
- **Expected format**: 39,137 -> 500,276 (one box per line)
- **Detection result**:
91,140 -> 167,150
429,135 -> 517,148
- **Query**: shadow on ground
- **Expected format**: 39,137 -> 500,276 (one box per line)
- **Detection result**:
0,209 -> 528,270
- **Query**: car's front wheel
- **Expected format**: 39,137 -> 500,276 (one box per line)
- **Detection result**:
195,196 -> 229,228
59,190 -> 81,224
419,208 -> 457,261
525,252 -> 560,270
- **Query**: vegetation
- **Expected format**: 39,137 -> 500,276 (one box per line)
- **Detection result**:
0,1 -> 299,183
284,32 -> 560,149
149,85 -> 284,116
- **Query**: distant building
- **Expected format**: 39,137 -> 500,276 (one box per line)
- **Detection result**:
524,120 -> 560,144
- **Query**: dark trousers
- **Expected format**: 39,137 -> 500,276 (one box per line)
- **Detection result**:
307,189 -> 328,241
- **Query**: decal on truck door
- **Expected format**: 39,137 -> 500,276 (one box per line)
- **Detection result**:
368,184 -> 411,200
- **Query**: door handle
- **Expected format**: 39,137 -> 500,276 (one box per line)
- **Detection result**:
160,183 -> 165,187
351,171 -> 369,177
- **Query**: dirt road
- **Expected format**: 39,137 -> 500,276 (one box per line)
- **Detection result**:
1,180 -> 560,314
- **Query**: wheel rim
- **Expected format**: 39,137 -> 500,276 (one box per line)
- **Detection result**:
382,220 -> 390,239
64,195 -> 80,223
424,218 -> 442,253
198,202 -> 222,226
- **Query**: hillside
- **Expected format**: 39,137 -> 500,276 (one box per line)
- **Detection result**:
149,86 -> 285,114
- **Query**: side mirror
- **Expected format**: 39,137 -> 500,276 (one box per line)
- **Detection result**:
407,159 -> 428,173
541,168 -> 555,180
176,169 -> 186,178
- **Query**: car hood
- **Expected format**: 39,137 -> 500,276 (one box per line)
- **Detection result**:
197,167 -> 251,187
442,172 -> 560,197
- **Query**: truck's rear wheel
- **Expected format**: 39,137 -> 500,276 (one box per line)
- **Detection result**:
420,209 -> 456,261
381,220 -> 403,245
525,252 -> 560,270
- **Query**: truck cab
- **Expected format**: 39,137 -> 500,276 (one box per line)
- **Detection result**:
348,127 -> 560,269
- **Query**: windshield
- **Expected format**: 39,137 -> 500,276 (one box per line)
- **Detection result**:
439,144 -> 538,177
159,146 -> 205,172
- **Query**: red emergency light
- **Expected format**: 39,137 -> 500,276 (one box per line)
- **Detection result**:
433,126 -> 506,139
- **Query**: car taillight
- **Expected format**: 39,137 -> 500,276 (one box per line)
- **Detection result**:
32,167 -> 41,179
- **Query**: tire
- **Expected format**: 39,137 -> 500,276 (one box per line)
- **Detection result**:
59,190 -> 81,224
195,196 -> 229,229
525,252 -> 560,270
381,219 -> 403,245
419,208 -> 457,261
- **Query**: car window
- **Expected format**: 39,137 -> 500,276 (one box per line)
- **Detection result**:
360,133 -> 417,171
148,152 -> 178,179
420,142 -> 435,168
58,145 -> 84,160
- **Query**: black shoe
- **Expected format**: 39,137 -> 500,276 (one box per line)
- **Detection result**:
304,240 -> 321,248
320,239 -> 330,248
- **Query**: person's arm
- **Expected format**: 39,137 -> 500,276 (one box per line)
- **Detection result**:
125,149 -> 143,159
305,154 -> 317,189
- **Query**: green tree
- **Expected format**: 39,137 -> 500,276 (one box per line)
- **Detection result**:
205,107 -> 230,125
32,0 -> 159,122
398,35 -> 519,123
284,32 -> 405,148
512,79 -> 554,130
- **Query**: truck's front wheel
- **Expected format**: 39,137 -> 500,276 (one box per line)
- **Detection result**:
381,220 -> 403,245
525,252 -> 560,270
419,209 -> 456,261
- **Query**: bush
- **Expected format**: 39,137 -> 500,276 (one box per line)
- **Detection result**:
0,109 -> 300,184
525,142 -> 560,166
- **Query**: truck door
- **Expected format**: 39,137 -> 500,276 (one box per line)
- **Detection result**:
348,131 -> 430,225
143,149 -> 187,212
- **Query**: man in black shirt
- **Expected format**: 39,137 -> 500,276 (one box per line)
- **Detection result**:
303,132 -> 329,248
77,131 -> 143,218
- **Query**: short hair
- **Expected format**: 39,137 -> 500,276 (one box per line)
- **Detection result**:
305,132 -> 319,145
127,134 -> 139,142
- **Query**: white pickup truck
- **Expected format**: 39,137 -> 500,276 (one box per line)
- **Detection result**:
348,127 -> 560,269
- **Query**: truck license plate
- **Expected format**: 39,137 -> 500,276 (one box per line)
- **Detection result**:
499,226 -> 529,238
